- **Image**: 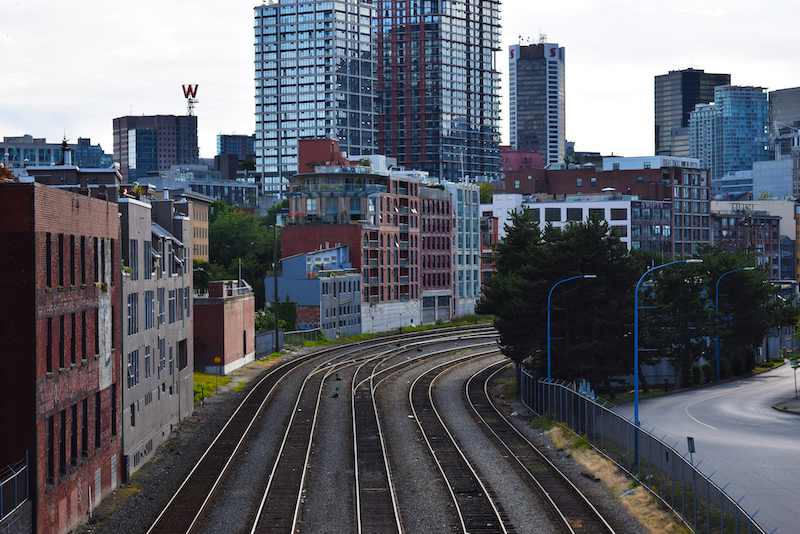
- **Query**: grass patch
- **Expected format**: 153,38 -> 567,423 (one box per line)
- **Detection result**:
503,377 -> 517,396
754,357 -> 784,372
599,388 -> 669,405
529,414 -> 556,431
231,382 -> 247,393
194,372 -> 233,403
544,426 -> 689,534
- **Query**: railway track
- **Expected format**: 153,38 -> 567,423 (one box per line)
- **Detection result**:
352,336 -> 500,534
409,352 -> 515,534
146,324 -> 495,534
465,362 -> 616,534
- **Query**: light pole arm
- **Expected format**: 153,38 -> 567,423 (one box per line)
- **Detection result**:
547,274 -> 596,381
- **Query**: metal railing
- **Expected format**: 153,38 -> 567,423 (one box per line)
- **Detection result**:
0,453 -> 28,522
520,369 -> 767,534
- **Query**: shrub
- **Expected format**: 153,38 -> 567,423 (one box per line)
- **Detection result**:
731,356 -> 744,375
681,366 -> 692,387
691,366 -> 702,385
744,350 -> 756,372
719,358 -> 730,378
701,364 -> 713,383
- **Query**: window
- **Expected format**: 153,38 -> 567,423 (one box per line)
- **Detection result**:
145,290 -> 155,330
130,403 -> 136,427
612,225 -> 628,237
71,404 -> 78,466
46,318 -> 53,372
590,177 -> 597,187
610,208 -> 627,221
127,293 -> 139,335
143,241 -> 152,280
613,163 -> 620,170
46,416 -> 54,483
169,290 -> 176,323
158,288 -> 165,325
185,286 -> 191,317
59,410 -> 66,475
566,208 -> 582,221
145,346 -> 151,379
94,392 -> 101,449
545,208 -> 560,222
576,178 -> 582,187
81,398 -> 88,457
127,350 -> 139,388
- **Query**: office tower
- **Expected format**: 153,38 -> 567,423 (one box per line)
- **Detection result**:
768,87 -> 800,159
508,42 -> 565,166
376,0 -> 501,181
254,0 -> 377,196
689,85 -> 769,180
113,115 -> 199,182
655,68 -> 730,156
216,134 -> 255,162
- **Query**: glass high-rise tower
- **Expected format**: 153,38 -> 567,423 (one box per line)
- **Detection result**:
376,0 -> 501,181
689,85 -> 769,180
254,0 -> 377,195
655,68 -> 730,157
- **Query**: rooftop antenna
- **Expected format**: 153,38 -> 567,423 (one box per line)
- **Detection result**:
539,31 -> 547,44
182,85 -> 199,116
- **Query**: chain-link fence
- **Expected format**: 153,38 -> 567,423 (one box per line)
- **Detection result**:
520,369 -> 768,534
1,453 -> 28,522
283,328 -> 325,347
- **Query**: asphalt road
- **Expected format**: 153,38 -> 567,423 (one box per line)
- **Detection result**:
617,364 -> 800,534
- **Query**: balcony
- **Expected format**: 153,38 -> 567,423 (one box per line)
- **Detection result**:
368,240 -> 378,249
398,241 -> 409,250
399,276 -> 410,284
399,223 -> 409,232
369,295 -> 379,305
289,183 -> 387,196
369,277 -> 379,285
398,259 -> 409,267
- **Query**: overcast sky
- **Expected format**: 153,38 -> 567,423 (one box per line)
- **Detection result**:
2,1 -> 797,160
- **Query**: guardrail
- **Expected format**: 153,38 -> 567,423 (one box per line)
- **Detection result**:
0,453 -> 28,522
519,369 -> 767,534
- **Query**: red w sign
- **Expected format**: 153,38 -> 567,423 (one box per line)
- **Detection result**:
182,85 -> 198,98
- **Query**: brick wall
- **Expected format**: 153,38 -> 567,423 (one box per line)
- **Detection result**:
0,182 -> 122,534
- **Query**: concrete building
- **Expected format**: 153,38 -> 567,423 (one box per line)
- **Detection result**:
444,181 -> 481,316
118,192 -> 193,477
480,193 -> 523,241
270,245 -> 362,338
655,68 -> 730,157
502,156 -> 711,256
521,194 -> 673,255
254,0 -> 377,196
194,281 -> 256,375
283,140 -> 421,332
0,182 -> 121,534
377,0 -> 501,182
137,165 -> 260,208
113,115 -> 199,182
420,186 -> 454,324
508,42 -> 565,165
689,85 -> 769,181
1,135 -> 108,168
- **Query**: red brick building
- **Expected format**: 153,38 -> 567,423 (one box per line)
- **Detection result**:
0,182 -> 121,534
193,281 -> 256,374
420,185 -> 454,322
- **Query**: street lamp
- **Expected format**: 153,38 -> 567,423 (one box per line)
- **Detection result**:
634,259 -> 702,428
272,225 -> 281,354
547,274 -> 596,381
715,267 -> 755,380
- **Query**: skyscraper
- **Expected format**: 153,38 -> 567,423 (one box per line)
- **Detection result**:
376,0 -> 501,181
689,85 -> 769,180
254,0 -> 377,195
655,68 -> 730,156
113,115 -> 198,182
508,42 -> 565,165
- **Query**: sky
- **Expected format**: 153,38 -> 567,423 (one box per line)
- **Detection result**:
2,0 -> 799,160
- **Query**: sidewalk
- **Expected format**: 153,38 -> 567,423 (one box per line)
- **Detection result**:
774,395 -> 800,415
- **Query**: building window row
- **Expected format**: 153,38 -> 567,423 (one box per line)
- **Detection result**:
45,388 -> 115,487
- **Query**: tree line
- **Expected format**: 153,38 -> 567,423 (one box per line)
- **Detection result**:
193,200 -> 288,326
477,210 -> 797,397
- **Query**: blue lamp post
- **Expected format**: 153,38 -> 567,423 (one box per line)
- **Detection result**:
715,267 -> 755,380
634,259 -> 702,428
547,274 -> 596,381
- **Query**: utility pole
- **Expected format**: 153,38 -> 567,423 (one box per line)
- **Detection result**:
273,226 -> 280,354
